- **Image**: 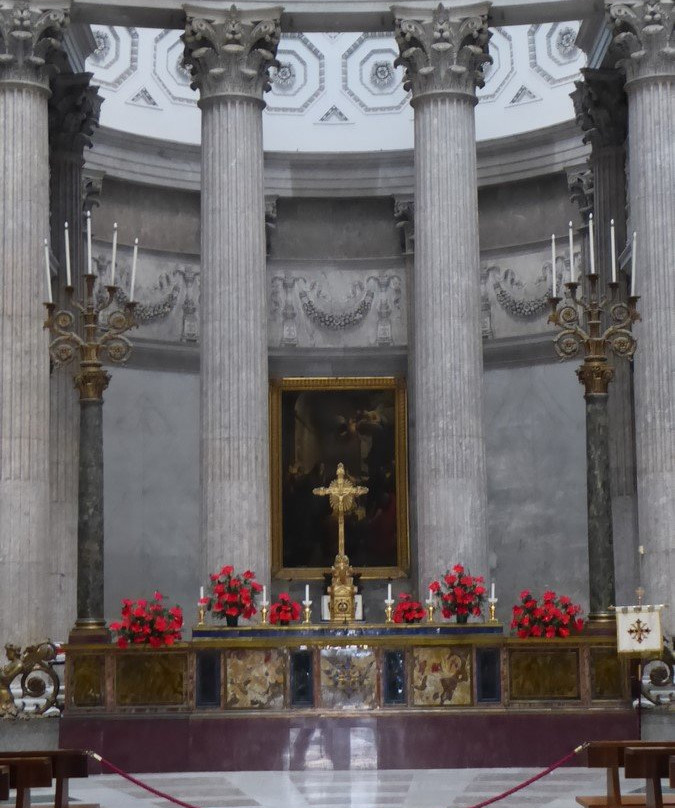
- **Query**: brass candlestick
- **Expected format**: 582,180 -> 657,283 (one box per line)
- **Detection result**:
385,601 -> 394,623
197,602 -> 206,627
45,271 -> 137,642
426,602 -> 435,623
302,603 -> 312,625
488,598 -> 498,623
549,270 -> 639,622
260,604 -> 269,625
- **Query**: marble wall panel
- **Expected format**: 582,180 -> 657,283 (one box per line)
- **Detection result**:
411,648 -> 472,707
226,649 -> 285,709
320,648 -> 377,710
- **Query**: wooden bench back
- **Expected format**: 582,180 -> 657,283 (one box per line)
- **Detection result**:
0,751 -> 88,779
586,741 -> 675,768
0,765 -> 9,801
625,748 -> 675,779
0,757 -> 53,789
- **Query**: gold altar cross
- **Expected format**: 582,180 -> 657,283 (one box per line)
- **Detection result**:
313,463 -> 368,558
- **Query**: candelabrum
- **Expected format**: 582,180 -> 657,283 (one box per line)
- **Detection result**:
426,600 -> 435,623
384,599 -> 394,624
44,272 -> 137,641
548,271 -> 639,622
302,601 -> 312,625
197,601 -> 207,627
260,603 -> 269,625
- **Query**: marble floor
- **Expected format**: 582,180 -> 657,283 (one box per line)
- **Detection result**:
8,767 -> 647,808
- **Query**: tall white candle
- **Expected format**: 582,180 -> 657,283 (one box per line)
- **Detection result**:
130,238 -> 139,301
305,584 -> 310,603
589,213 -> 596,275
631,231 -> 637,296
200,586 -> 204,600
64,222 -> 72,287
610,218 -> 617,283
490,582 -> 495,600
568,222 -> 575,284
44,239 -> 52,303
551,234 -> 556,295
387,583 -> 392,602
111,223 -> 118,286
262,585 -> 267,604
86,211 -> 92,275
428,587 -> 433,603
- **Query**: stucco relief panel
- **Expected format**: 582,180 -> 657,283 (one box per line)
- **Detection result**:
481,243 -> 579,340
527,22 -> 584,86
341,33 -> 409,113
88,27 -> 138,89
476,27 -> 515,104
267,34 -> 326,114
269,267 -> 407,349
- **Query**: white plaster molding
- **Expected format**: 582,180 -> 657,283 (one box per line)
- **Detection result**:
85,118 -> 588,192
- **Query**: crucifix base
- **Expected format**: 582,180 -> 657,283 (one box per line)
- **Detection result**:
328,553 -> 357,622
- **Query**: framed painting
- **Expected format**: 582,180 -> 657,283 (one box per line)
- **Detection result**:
270,377 -> 409,580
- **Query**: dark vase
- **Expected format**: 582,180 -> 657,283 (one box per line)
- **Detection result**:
456,613 -> 469,625
225,614 -> 239,627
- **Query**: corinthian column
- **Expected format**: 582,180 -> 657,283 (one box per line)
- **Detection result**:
48,71 -> 101,640
571,69 -> 639,606
0,2 -> 68,643
394,4 -> 491,590
182,6 -> 280,581
605,1 -> 674,624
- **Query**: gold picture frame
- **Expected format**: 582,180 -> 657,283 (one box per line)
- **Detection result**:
270,377 -> 409,580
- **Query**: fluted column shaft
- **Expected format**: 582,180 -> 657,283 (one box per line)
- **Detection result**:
395,3 -> 491,590
0,3 -> 68,643
183,8 -> 280,580
48,71 -> 101,639
606,1 -> 674,624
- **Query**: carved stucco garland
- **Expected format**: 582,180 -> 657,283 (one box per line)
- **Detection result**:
298,288 -> 375,330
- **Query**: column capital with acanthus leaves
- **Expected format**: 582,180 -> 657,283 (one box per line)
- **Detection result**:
605,1 -> 675,83
393,2 -> 492,104
0,2 -> 69,89
182,4 -> 282,105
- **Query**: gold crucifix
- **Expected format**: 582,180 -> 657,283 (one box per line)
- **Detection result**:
313,462 -> 368,559
313,463 -> 368,621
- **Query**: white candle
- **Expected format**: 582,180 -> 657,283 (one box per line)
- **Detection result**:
111,223 -> 118,287
568,222 -> 575,284
631,231 -> 637,296
491,582 -> 495,600
428,588 -> 433,603
387,583 -> 392,602
130,238 -> 139,301
86,211 -> 92,276
610,218 -> 617,283
44,239 -> 52,303
551,234 -> 556,294
200,586 -> 204,600
589,213 -> 596,275
262,585 -> 267,604
305,584 -> 310,603
64,222 -> 72,287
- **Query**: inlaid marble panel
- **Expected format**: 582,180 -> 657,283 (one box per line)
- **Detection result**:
412,647 -> 471,706
509,650 -> 579,700
116,653 -> 187,706
226,649 -> 285,709
319,647 -> 377,710
70,654 -> 105,708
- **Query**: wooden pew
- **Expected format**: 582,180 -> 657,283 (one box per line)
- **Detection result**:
0,751 -> 89,808
1,756 -> 53,808
0,765 -> 10,801
577,741 -> 675,808
624,747 -> 675,808
670,756 -> 674,789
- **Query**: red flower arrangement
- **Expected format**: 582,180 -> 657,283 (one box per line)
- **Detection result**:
511,589 -> 584,638
392,593 -> 425,624
207,565 -> 263,622
430,564 -> 486,622
110,591 -> 183,649
269,593 -> 301,625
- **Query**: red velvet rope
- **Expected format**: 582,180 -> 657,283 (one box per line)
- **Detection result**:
463,744 -> 589,808
88,743 -> 588,808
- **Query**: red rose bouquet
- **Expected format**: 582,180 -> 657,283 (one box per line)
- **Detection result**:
511,589 -> 584,638
392,593 -> 425,624
207,565 -> 262,623
110,591 -> 183,649
270,593 -> 301,625
430,564 -> 486,622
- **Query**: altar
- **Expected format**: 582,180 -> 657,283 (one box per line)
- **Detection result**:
60,625 -> 638,772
